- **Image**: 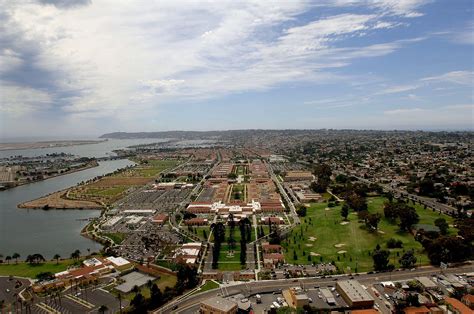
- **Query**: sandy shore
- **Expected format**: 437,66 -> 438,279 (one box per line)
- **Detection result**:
19,190 -> 102,210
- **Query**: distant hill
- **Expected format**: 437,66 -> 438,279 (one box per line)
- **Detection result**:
99,130 -> 310,139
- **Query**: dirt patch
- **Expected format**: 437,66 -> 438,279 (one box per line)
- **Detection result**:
340,221 -> 349,225
377,230 -> 385,234
334,243 -> 346,248
308,236 -> 317,241
19,190 -> 101,209
325,207 -> 330,211
305,244 -> 313,247
310,252 -> 321,256
337,250 -> 347,254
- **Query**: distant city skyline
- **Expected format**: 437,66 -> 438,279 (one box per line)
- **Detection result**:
0,0 -> 473,138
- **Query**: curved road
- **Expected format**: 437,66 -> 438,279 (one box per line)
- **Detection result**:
155,262 -> 474,313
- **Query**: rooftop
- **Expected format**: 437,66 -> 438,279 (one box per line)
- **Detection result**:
201,296 -> 237,312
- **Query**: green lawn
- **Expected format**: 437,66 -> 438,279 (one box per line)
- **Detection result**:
200,280 -> 219,292
0,259 -> 76,278
137,160 -> 179,177
211,227 -> 255,243
282,196 -> 456,273
189,226 -> 211,241
86,186 -> 129,197
231,184 -> 246,201
215,243 -> 245,271
120,273 -> 177,301
103,232 -> 127,244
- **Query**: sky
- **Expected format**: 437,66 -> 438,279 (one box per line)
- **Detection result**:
0,0 -> 473,139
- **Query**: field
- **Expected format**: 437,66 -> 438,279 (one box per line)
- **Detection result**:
0,259 -> 75,278
68,159 -> 179,206
282,196 -> 455,273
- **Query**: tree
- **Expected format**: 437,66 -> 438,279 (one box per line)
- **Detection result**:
36,272 -> 54,281
422,236 -> 472,265
406,294 -> 420,306
372,245 -> 392,271
346,193 -> 367,212
12,253 -> 20,264
387,238 -> 403,249
383,202 -> 399,221
70,249 -> 81,261
398,207 -> 419,231
117,292 -> 123,313
340,203 -> 349,220
98,305 -> 108,314
399,250 -> 417,269
5,256 -> 11,264
240,240 -> 247,265
296,205 -> 307,217
131,285 -> 139,294
228,213 -> 236,249
434,218 -> 449,235
53,254 -> 61,264
130,293 -> 147,313
269,225 -> 282,245
366,213 -> 381,231
149,284 -> 162,309
26,254 -> 46,264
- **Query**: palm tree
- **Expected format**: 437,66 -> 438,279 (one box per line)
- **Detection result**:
146,279 -> 153,290
98,304 -> 108,314
53,254 -> 61,264
117,292 -> 123,314
12,253 -> 20,264
5,256 -> 11,264
71,249 -> 81,261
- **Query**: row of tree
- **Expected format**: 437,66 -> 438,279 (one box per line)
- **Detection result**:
129,264 -> 198,313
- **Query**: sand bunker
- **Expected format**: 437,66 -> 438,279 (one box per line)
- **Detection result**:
325,207 -> 330,211
334,243 -> 346,248
305,244 -> 313,247
337,250 -> 347,254
340,221 -> 349,225
308,236 -> 317,241
310,252 -> 321,256
377,230 -> 385,234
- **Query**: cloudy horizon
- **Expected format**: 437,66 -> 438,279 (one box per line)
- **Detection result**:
0,0 -> 473,139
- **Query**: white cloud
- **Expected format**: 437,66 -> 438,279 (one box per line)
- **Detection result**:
376,84 -> 419,95
0,82 -> 52,116
322,0 -> 431,17
384,107 -> 424,115
0,0 -> 433,134
453,21 -> 474,45
421,71 -> 474,85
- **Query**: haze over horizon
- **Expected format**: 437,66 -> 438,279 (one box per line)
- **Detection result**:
1,0 -> 473,138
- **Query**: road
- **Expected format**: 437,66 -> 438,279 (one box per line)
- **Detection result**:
155,262 -> 474,313
266,162 -> 300,225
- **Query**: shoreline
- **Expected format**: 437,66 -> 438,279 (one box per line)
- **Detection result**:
1,160 -> 100,191
0,139 -> 107,151
18,188 -> 103,210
